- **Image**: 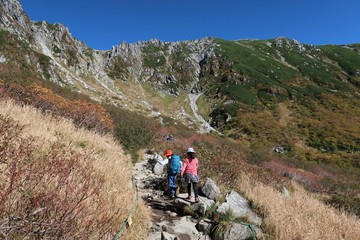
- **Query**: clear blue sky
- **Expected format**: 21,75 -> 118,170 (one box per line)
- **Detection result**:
19,0 -> 359,50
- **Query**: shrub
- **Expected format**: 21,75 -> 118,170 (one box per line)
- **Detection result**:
66,49 -> 79,66
144,54 -> 166,68
32,84 -> 114,133
109,107 -> 155,161
209,102 -> 239,129
248,145 -> 271,164
220,84 -> 258,105
38,54 -> 51,66
1,82 -> 114,133
0,115 -> 106,239
0,30 -> 7,46
325,195 -> 360,217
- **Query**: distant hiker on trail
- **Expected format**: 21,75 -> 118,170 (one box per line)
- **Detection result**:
164,149 -> 181,199
180,147 -> 199,203
163,134 -> 174,142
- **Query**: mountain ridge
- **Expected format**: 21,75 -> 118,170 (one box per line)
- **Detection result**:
1,0 -> 359,157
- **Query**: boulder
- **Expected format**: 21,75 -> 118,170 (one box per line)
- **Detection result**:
273,146 -> 285,154
223,222 -> 257,240
217,191 -> 262,226
171,216 -> 201,238
190,202 -> 206,215
161,231 -> 177,240
174,198 -> 192,209
201,178 -> 221,200
144,153 -> 164,169
217,190 -> 250,217
190,196 -> 215,215
154,154 -> 164,163
195,219 -> 213,232
198,235 -> 211,240
153,162 -> 165,175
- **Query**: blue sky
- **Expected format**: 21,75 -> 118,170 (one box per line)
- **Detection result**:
20,0 -> 359,50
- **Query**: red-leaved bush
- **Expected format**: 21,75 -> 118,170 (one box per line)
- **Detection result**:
0,115 -> 118,239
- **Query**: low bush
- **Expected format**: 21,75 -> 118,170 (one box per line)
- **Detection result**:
0,100 -> 150,239
1,82 -> 114,133
325,195 -> 360,217
108,106 -> 156,161
0,115 -> 106,238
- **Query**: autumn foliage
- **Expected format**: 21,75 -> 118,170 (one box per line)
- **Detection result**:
0,116 -> 105,238
0,100 -> 150,239
0,81 -> 114,133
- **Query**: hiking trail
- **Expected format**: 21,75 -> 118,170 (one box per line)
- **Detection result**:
132,150 -> 263,240
133,155 -> 211,240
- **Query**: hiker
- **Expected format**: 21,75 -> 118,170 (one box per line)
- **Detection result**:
164,149 -> 181,199
164,134 -> 174,142
180,147 -> 199,203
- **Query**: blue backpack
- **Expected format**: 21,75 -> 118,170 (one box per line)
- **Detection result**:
168,154 -> 181,175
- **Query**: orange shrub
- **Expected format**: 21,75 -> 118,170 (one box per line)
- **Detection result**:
1,82 -> 114,133
31,84 -> 115,132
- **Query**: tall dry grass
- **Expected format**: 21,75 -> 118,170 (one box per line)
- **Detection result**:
237,174 -> 360,240
0,99 -> 150,239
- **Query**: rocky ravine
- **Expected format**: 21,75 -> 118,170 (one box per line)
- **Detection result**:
132,150 -> 263,240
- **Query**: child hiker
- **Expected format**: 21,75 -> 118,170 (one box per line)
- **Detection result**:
180,147 -> 199,203
164,149 -> 181,199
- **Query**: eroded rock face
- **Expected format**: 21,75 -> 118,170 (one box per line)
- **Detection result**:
0,0 -> 32,33
201,178 -> 221,200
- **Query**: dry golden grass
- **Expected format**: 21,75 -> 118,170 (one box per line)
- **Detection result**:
121,201 -> 151,240
237,174 -> 360,240
0,99 -> 150,239
277,102 -> 292,128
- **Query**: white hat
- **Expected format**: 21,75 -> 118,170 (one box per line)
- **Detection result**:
186,147 -> 195,153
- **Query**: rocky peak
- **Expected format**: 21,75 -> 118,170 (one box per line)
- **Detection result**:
0,0 -> 32,35
274,36 -> 307,53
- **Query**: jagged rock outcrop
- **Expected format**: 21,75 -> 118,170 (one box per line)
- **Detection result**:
0,0 -> 32,35
106,37 -> 216,93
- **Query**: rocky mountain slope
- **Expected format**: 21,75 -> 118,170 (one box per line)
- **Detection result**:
1,0 -> 359,165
